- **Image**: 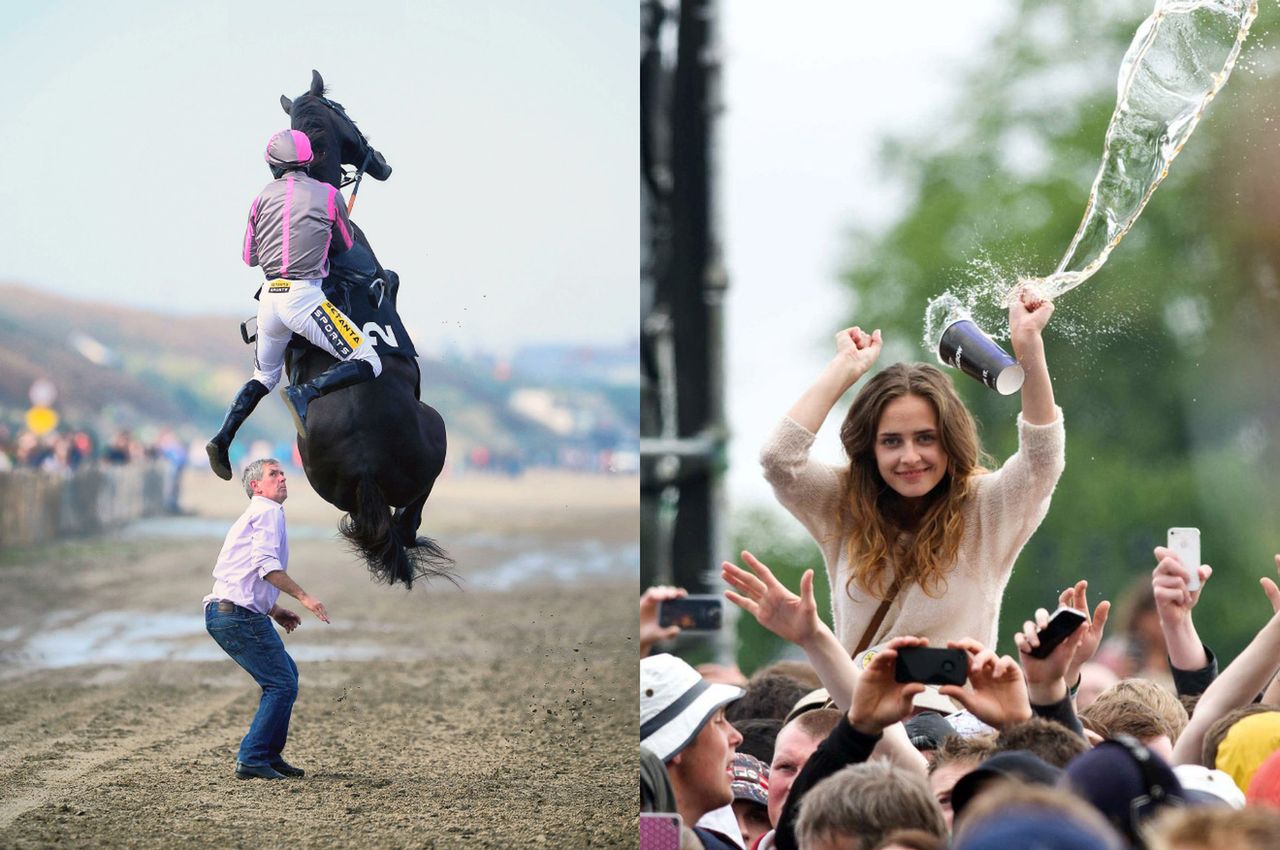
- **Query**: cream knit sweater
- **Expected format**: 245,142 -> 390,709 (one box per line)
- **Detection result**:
760,410 -> 1065,654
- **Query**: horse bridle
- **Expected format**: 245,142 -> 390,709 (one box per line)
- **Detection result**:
314,95 -> 377,209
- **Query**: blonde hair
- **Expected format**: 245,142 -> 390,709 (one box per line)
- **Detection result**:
1080,678 -> 1189,745
838,363 -> 988,599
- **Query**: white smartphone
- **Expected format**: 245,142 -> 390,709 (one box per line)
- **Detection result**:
1167,527 -> 1201,591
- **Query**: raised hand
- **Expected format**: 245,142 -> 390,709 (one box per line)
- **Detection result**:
847,636 -> 927,736
1008,282 -> 1054,349
1015,607 -> 1087,704
640,585 -> 688,656
722,551 -> 820,647
1152,546 -> 1211,628
1261,555 -> 1280,614
1152,546 -> 1210,671
1056,580 -> 1111,688
939,638 -> 1032,730
834,326 -> 882,381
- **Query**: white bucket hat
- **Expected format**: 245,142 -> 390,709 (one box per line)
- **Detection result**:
641,653 -> 744,762
1173,764 -> 1246,809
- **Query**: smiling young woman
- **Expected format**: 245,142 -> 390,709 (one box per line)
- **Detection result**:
760,288 -> 1065,656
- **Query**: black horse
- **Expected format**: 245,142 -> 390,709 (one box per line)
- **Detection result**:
279,70 -> 452,589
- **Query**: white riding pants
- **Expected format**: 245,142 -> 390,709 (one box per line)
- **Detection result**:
252,279 -> 382,391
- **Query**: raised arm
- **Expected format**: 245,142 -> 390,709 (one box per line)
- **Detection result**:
722,552 -> 926,774
786,327 -> 881,433
1009,284 -> 1056,426
1172,566 -> 1280,765
722,552 -> 856,706
1152,546 -> 1212,674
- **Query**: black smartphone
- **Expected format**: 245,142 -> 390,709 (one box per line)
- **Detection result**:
1026,606 -> 1088,659
894,646 -> 968,686
658,596 -> 723,631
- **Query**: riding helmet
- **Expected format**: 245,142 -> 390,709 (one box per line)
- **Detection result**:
264,129 -> 314,171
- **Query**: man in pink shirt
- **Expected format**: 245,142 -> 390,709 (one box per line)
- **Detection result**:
203,458 -> 330,780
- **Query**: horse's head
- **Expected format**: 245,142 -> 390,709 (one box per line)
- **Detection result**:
280,70 -> 392,190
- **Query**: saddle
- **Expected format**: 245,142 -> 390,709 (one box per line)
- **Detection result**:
239,265 -> 421,396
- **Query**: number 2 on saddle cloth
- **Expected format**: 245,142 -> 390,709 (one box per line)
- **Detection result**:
240,266 -> 420,399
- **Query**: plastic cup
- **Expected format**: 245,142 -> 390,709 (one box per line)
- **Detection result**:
938,318 -> 1024,395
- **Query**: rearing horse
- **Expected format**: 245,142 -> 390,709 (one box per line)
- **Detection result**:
280,70 -> 452,589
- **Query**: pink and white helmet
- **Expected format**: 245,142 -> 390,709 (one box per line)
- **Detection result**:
264,129 -> 314,170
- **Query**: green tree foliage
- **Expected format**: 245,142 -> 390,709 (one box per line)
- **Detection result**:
736,0 -> 1280,667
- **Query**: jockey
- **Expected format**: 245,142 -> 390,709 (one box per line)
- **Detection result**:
205,128 -> 382,481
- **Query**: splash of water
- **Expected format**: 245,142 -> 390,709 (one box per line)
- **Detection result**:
925,0 -> 1257,354
1042,0 -> 1257,299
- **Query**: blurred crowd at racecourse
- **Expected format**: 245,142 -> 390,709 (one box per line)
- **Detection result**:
0,424 -> 192,475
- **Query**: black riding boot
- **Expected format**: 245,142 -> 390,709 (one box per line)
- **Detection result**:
205,380 -> 270,481
284,360 -> 376,438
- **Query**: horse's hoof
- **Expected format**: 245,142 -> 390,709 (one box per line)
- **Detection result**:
206,441 -> 233,481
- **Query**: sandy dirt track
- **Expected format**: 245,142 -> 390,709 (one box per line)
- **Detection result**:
0,471 -> 639,849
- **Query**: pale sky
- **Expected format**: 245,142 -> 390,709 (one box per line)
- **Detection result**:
722,1 -> 1011,504
0,1 -> 636,357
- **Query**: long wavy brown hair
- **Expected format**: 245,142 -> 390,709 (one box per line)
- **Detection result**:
837,363 -> 989,600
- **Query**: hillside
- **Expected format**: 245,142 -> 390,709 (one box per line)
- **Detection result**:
0,283 -> 638,469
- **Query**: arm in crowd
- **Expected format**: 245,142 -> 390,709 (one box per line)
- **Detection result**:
1056,580 -> 1110,698
639,585 -> 687,657
938,638 -> 1034,730
772,637 -> 924,850
722,552 -> 926,772
1014,601 -> 1089,739
1152,545 -> 1218,696
1172,557 -> 1280,765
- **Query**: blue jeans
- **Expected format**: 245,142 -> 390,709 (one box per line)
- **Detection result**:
205,602 -> 298,766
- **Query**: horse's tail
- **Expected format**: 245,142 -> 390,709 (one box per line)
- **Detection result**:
338,474 -> 456,589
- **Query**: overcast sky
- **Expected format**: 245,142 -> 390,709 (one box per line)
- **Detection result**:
721,0 -> 1012,505
0,1 -> 636,357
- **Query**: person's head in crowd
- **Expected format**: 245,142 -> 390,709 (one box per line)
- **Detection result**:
762,659 -> 823,691
1080,679 -> 1189,762
1063,734 -> 1186,848
726,667 -> 813,724
641,747 -> 679,814
870,829 -> 946,850
1077,660 -> 1122,711
951,784 -> 1124,850
927,733 -> 998,830
785,688 -> 832,726
1209,709 -> 1280,793
640,653 -> 745,827
768,708 -> 842,828
949,750 -> 1063,827
1172,764 -> 1246,809
734,717 -> 783,764
1200,704 -> 1280,773
1145,805 -> 1280,850
995,717 -> 1089,768
904,712 -> 958,758
1246,747 -> 1280,809
836,362 -> 988,601
729,752 -> 770,849
1105,575 -> 1166,678
793,761 -> 946,850
1178,693 -> 1200,720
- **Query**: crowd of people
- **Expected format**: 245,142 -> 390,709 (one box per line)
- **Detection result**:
640,296 -> 1280,849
